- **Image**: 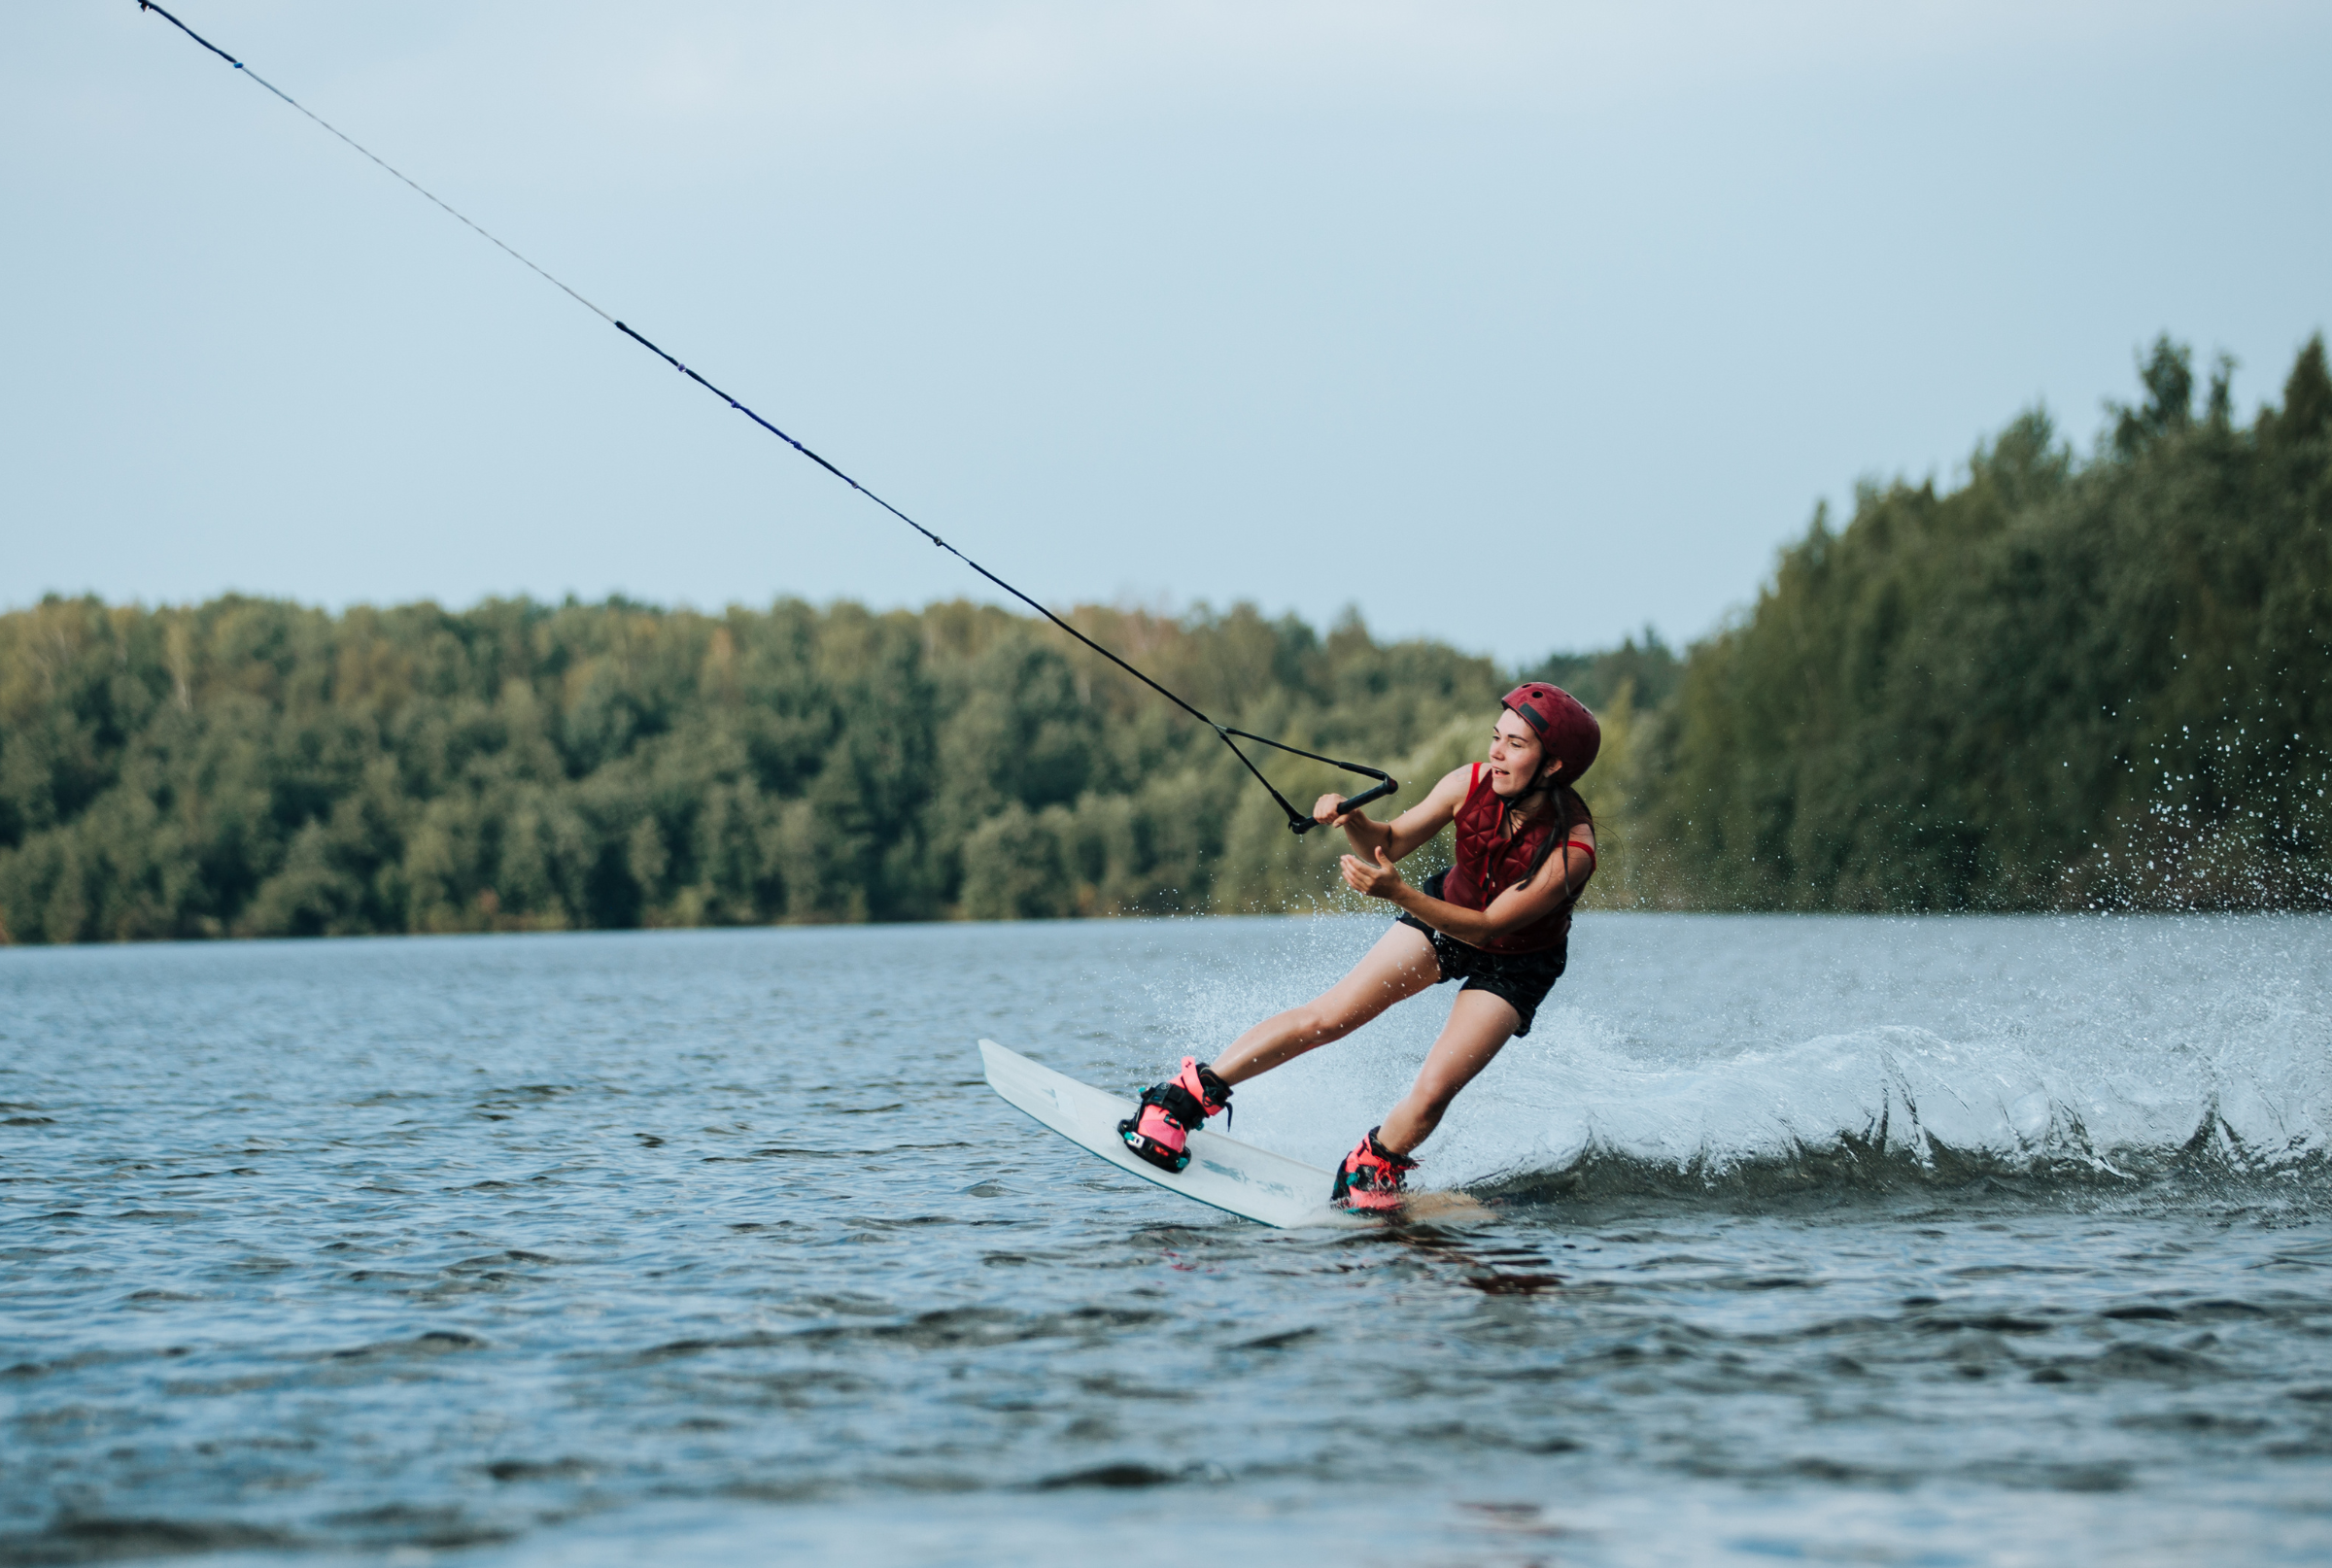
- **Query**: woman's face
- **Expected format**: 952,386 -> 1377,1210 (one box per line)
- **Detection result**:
1486,708 -> 1558,798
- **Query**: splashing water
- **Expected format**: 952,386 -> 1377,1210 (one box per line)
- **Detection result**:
1145,912 -> 2332,1200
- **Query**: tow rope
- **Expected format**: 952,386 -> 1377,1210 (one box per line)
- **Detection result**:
132,1 -> 1394,835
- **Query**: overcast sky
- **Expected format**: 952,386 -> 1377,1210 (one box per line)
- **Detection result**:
5,1 -> 2326,665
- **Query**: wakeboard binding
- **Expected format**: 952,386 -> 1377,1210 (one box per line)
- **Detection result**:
1118,1057 -> 1233,1174
1329,1126 -> 1417,1212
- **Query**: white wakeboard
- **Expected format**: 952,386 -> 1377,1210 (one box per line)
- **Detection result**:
977,1040 -> 1487,1229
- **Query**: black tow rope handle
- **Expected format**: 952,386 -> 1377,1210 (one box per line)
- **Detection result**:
1288,773 -> 1399,835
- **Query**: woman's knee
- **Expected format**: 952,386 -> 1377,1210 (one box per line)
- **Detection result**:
1409,1032 -> 1516,1109
1286,1002 -> 1357,1044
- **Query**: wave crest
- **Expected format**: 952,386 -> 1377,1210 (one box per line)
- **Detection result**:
1464,1024 -> 2332,1205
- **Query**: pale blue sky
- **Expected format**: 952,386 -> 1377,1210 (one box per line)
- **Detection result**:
5,2 -> 2326,664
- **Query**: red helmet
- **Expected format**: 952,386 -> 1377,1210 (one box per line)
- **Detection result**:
1501,682 -> 1600,782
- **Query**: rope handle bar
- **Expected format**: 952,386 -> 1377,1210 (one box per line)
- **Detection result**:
1287,773 -> 1399,835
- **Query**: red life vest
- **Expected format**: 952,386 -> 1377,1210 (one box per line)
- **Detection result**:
1439,764 -> 1595,954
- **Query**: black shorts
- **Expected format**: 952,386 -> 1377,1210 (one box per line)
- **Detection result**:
1395,870 -> 1568,1037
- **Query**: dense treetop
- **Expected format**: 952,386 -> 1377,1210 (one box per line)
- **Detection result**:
1640,336 -> 2331,911
2,335 -> 2323,941
0,595 -> 1627,939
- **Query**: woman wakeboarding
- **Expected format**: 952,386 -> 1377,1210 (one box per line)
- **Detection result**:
1119,682 -> 1601,1210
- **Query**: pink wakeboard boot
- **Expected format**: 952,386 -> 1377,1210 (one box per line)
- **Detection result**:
1118,1057 -> 1233,1174
1329,1127 -> 1417,1212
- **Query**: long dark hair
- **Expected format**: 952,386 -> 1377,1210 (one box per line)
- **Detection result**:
1509,775 -> 1592,903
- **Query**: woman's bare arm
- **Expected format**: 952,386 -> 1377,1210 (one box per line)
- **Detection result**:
1339,825 -> 1595,944
1313,765 -> 1474,863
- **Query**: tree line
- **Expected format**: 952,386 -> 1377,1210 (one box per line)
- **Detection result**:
0,334 -> 2322,940
1629,335 -> 2331,911
0,587 -> 1667,941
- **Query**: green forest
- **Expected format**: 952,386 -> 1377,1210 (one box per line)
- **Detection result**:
1642,336 -> 2331,911
1,336 -> 2324,941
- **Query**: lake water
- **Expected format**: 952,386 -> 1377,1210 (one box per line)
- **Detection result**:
4,913 -> 2329,1566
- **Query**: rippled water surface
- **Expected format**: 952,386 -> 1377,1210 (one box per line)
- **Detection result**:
5,914 -> 2331,1566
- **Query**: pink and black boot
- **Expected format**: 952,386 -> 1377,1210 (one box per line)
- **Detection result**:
1329,1127 -> 1417,1212
1118,1057 -> 1233,1174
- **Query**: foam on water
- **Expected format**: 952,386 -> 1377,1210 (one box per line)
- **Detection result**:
1139,911 -> 2332,1201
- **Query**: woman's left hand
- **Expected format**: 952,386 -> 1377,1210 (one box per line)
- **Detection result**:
1339,845 -> 1406,903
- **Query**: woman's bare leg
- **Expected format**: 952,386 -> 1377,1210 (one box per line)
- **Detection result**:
1211,925 -> 1441,1084
1375,988 -> 1522,1155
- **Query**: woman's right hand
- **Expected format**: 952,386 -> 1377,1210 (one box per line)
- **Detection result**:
1314,794 -> 1352,826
